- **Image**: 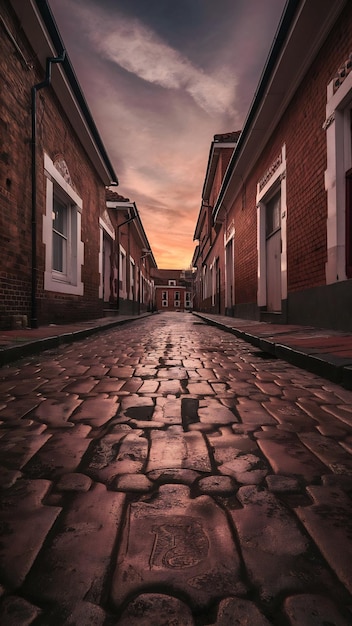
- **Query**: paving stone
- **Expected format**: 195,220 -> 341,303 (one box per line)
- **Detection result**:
108,365 -> 135,378
209,427 -> 258,464
120,378 -> 143,392
235,398 -> 276,425
187,381 -> 215,395
0,595 -> 42,625
60,601 -> 107,626
23,483 -> 125,608
198,475 -> 236,495
321,404 -> 352,427
157,366 -> 187,379
0,466 -> 22,488
114,473 -> 154,492
298,432 -> 352,475
257,434 -> 327,481
138,379 -> 160,393
212,597 -> 272,626
183,359 -> 203,368
0,479 -> 61,588
129,418 -> 165,429
32,394 -> 83,428
0,397 -> 44,420
295,485 -> 352,594
147,468 -> 201,485
283,593 -> 350,626
117,593 -> 195,626
148,427 -> 211,472
265,474 -> 300,493
219,454 -> 268,485
89,431 -> 148,482
90,378 -> 125,393
254,381 -> 282,396
0,430 -> 52,469
72,395 -> 119,427
197,399 -> 237,425
62,378 -> 99,394
23,432 -> 91,479
111,484 -> 244,611
230,485 -> 320,603
263,398 -> 315,431
158,379 -> 183,394
8,378 -> 45,397
56,472 -> 92,492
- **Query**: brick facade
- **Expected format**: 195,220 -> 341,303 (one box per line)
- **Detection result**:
194,0 -> 352,330
151,269 -> 194,312
0,0 -> 118,328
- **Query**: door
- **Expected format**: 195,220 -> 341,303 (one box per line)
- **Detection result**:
102,233 -> 113,302
266,192 -> 281,312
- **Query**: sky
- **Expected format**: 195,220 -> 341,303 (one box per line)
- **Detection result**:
49,0 -> 287,269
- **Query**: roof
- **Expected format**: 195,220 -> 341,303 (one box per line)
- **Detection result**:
212,0 -> 347,222
10,0 -> 118,186
193,130 -> 240,240
105,189 -> 130,203
105,191 -> 158,269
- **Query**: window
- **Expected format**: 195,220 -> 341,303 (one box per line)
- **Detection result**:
119,247 -> 127,297
43,154 -> 83,295
174,291 -> 180,301
162,300 -> 168,307
266,192 -> 281,237
324,67 -> 352,283
168,279 -> 176,286
52,193 -> 68,274
129,258 -> 135,299
162,291 -> 167,300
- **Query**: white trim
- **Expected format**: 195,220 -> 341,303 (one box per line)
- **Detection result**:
256,144 -> 287,306
324,71 -> 352,284
43,153 -> 84,295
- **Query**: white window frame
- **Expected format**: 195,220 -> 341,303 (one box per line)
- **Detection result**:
256,144 -> 287,307
324,70 -> 352,284
119,245 -> 127,298
43,153 -> 84,295
168,279 -> 176,286
224,223 -> 235,309
129,257 -> 135,300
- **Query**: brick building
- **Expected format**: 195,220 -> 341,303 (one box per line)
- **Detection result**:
104,190 -> 157,315
151,269 -> 194,312
0,0 -> 156,329
193,0 -> 352,331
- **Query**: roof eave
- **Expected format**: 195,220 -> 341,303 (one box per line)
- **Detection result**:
212,0 -> 347,222
11,0 -> 118,186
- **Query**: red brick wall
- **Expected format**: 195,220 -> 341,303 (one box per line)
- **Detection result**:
223,2 -> 352,310
0,2 -> 106,327
155,286 -> 185,311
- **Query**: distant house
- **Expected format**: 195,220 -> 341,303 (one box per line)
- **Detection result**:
193,132 -> 240,315
104,190 -> 157,315
0,0 -> 155,329
193,0 -> 352,331
151,269 -> 194,312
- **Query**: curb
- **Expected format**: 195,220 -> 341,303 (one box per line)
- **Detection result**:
0,314 -> 152,367
192,312 -> 352,389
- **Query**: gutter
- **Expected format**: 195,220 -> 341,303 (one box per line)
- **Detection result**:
34,0 -> 118,185
31,51 -> 66,328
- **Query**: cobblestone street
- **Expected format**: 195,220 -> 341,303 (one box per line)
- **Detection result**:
1,312 -> 352,625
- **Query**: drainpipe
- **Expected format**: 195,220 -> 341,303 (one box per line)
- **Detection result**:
31,51 -> 66,328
